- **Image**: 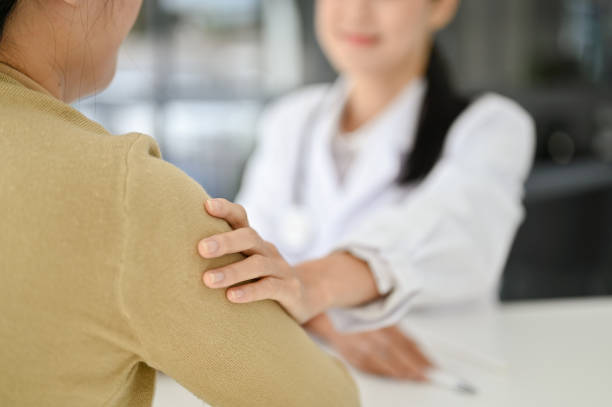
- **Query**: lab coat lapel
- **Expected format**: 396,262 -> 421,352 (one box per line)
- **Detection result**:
338,80 -> 426,220
304,80 -> 347,219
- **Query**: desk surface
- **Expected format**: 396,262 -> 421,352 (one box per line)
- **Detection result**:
153,298 -> 612,407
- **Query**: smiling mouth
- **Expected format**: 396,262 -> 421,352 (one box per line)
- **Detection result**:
340,32 -> 380,47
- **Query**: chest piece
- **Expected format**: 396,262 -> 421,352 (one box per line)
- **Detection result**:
280,205 -> 314,255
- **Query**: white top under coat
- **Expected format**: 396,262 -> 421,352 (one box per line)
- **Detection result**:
236,77 -> 535,332
330,78 -> 425,185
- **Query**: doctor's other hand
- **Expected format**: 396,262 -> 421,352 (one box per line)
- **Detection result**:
198,198 -> 324,324
305,314 -> 433,381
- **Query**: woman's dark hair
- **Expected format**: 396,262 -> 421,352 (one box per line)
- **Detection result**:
0,0 -> 19,43
397,44 -> 470,184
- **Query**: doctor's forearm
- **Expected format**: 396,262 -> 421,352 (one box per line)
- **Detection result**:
296,252 -> 381,311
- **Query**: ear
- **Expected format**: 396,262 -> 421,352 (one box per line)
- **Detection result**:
429,0 -> 460,31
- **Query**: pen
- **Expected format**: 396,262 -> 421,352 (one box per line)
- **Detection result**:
425,368 -> 478,395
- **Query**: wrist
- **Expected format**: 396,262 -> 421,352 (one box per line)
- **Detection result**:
296,251 -> 380,314
303,313 -> 340,343
320,251 -> 380,308
295,259 -> 335,314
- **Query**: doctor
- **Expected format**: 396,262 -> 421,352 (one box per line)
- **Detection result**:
196,0 -> 535,381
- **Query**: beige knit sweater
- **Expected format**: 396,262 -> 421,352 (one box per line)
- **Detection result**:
0,63 -> 359,407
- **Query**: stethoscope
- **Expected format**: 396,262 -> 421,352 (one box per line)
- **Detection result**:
279,84 -> 338,255
278,77 -> 427,255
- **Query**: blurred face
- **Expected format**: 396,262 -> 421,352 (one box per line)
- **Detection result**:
316,0 -> 458,78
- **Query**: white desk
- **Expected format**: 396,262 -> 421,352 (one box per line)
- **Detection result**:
153,298 -> 612,407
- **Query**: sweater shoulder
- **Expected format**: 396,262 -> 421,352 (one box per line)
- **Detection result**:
122,133 -> 237,267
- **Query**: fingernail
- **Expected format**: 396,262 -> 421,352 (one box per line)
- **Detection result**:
230,289 -> 244,300
207,199 -> 219,212
206,271 -> 224,285
200,239 -> 219,256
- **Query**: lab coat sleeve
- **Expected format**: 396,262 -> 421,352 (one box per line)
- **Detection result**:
327,95 -> 536,332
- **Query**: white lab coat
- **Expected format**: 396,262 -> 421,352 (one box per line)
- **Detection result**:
236,78 -> 535,332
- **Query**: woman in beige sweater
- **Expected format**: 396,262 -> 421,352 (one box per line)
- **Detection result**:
0,1 -> 359,406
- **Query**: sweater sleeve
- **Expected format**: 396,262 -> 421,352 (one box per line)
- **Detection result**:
118,134 -> 359,407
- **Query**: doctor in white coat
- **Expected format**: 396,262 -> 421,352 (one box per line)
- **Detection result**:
196,0 -> 535,381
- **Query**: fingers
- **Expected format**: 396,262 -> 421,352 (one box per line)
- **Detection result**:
350,352 -> 397,378
381,328 -> 431,380
198,227 -> 271,258
340,334 -> 405,379
203,254 -> 274,288
391,328 -> 434,369
204,198 -> 249,229
224,276 -> 285,304
368,332 -> 423,380
334,328 -> 432,381
386,344 -> 428,381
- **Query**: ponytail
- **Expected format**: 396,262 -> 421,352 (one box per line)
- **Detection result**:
397,44 -> 470,184
0,0 -> 19,43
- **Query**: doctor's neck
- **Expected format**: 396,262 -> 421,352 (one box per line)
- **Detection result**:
340,47 -> 430,134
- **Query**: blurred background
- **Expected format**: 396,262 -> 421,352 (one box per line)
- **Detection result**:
77,0 -> 612,302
